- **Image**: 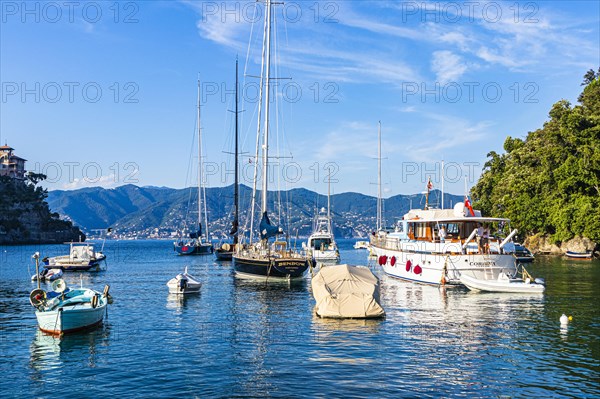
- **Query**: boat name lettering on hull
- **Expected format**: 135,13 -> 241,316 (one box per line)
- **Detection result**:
469,261 -> 497,267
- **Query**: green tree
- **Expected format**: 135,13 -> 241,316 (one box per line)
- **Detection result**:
472,70 -> 600,243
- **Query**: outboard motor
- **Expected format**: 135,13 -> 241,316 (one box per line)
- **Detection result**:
179,277 -> 188,291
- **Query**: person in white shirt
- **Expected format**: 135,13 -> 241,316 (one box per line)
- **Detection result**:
438,225 -> 447,243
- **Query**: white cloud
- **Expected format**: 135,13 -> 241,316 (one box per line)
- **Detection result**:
431,51 -> 468,83
62,174 -> 120,190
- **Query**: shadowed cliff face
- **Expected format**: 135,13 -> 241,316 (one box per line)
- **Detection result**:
0,176 -> 84,245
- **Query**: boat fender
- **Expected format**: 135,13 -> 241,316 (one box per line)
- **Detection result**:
91,294 -> 99,308
390,256 -> 396,266
414,265 -> 422,275
534,278 -> 545,285
103,285 -> 111,296
381,255 -> 387,265
406,260 -> 412,272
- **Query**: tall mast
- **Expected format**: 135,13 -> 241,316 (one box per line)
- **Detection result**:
197,78 -> 203,236
248,0 -> 269,244
261,0 -> 273,216
377,121 -> 382,231
234,58 -> 239,244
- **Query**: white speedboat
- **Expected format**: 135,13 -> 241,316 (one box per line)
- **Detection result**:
312,264 -> 385,319
31,268 -> 63,282
305,207 -> 340,265
29,253 -> 111,335
43,242 -> 106,272
354,240 -> 369,250
460,272 -> 545,293
166,267 -> 202,294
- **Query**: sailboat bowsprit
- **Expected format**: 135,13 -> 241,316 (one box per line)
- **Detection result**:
232,0 -> 309,280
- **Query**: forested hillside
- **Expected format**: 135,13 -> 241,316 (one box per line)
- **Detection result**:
472,70 -> 600,246
0,174 -> 84,244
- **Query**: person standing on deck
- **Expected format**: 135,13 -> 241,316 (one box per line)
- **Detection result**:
477,223 -> 484,253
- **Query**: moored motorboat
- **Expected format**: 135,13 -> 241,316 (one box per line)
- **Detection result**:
43,242 -> 106,272
30,253 -> 110,335
305,208 -> 340,265
31,268 -> 63,282
166,267 -> 202,294
311,264 -> 385,318
459,271 -> 545,293
514,243 -> 535,263
370,197 -> 522,286
565,250 -> 593,259
353,240 -> 369,250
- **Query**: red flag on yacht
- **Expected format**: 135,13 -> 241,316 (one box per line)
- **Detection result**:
464,197 -> 475,216
427,179 -> 433,190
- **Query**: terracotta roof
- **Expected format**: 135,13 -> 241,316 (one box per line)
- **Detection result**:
0,145 -> 14,150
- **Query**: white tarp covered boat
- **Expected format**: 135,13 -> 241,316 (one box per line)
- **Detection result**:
167,267 -> 202,294
460,272 -> 545,293
311,264 -> 385,319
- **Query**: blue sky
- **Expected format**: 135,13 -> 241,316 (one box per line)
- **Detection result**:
1,0 -> 598,198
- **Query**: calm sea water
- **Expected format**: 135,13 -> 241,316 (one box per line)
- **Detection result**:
1,240 -> 598,398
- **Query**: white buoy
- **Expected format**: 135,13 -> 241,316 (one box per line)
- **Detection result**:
560,314 -> 568,325
560,314 -> 573,326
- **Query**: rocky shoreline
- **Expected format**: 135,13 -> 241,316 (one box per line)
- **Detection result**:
524,234 -> 598,255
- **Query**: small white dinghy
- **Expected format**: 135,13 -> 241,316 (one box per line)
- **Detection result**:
167,267 -> 202,295
311,264 -> 385,319
31,268 -> 63,282
460,270 -> 545,294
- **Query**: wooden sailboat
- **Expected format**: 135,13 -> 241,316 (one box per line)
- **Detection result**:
232,0 -> 309,280
174,80 -> 213,255
215,60 -> 241,261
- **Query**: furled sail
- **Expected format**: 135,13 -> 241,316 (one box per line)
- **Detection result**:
259,212 -> 282,239
189,224 -> 202,239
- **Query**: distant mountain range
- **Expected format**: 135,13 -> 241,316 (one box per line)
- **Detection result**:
46,184 -> 463,238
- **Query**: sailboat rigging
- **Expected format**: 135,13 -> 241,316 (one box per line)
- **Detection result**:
215,59 -> 241,261
232,0 -> 309,280
174,79 -> 213,255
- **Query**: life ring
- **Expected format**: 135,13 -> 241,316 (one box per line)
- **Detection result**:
406,260 -> 412,272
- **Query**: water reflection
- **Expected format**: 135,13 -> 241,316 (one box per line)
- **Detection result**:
29,325 -> 111,377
